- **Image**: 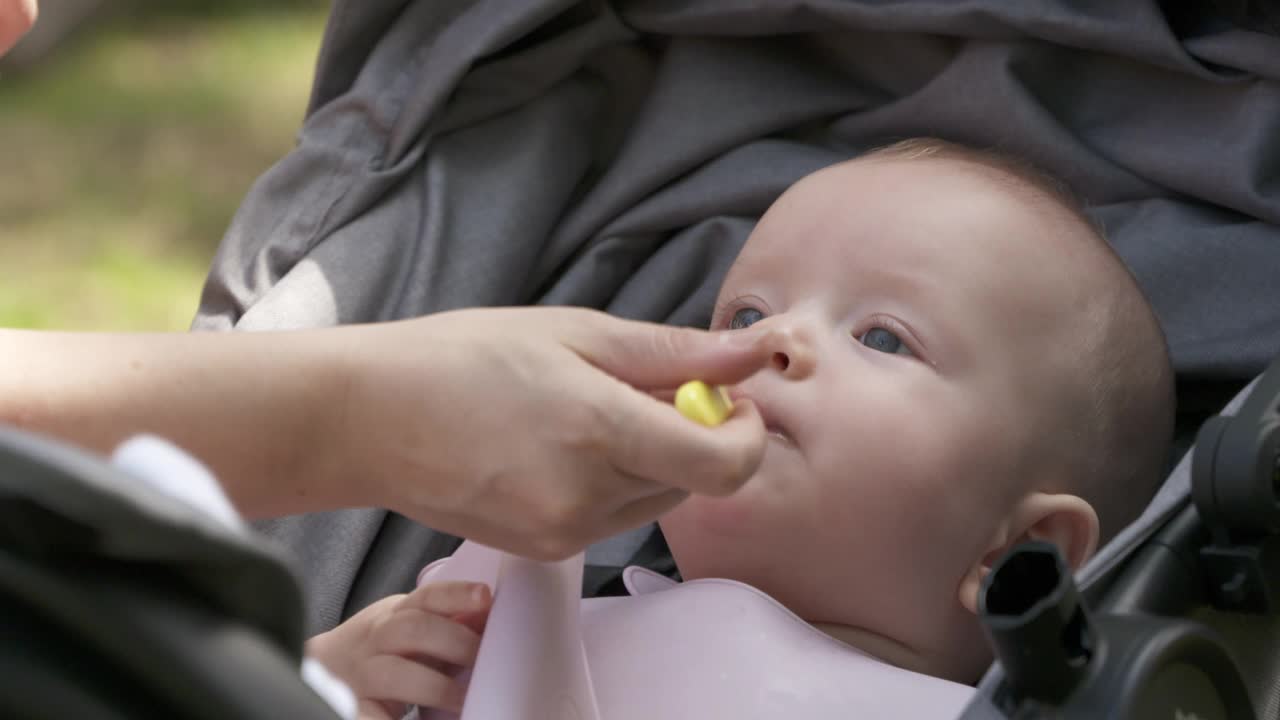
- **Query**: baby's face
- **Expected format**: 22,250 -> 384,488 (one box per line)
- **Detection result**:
660,156 -> 1095,674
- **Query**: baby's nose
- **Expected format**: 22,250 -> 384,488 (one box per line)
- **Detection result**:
759,321 -> 817,380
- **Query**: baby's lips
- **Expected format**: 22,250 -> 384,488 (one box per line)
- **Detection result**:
723,386 -> 758,418
726,388 -> 791,444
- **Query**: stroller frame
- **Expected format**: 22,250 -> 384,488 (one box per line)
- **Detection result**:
970,353 -> 1280,720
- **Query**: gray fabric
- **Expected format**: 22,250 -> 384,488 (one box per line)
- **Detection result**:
194,0 -> 1280,635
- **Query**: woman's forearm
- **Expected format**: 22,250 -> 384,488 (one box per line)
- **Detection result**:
0,328 -> 344,518
0,308 -> 777,561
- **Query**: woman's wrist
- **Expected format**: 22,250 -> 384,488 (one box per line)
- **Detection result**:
220,326 -> 363,519
287,326 -> 367,514
306,316 -> 467,523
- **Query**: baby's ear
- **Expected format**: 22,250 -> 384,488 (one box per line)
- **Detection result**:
958,493 -> 1099,615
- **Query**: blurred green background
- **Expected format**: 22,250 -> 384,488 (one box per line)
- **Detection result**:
0,0 -> 328,330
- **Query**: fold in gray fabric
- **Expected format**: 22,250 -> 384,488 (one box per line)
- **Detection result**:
194,0 -> 1280,635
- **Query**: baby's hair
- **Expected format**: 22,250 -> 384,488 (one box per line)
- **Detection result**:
861,137 -> 1176,544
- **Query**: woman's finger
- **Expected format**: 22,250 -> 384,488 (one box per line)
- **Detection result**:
609,487 -> 690,534
606,384 -> 767,497
567,313 -> 774,390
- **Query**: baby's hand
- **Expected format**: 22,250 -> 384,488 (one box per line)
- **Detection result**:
306,581 -> 492,719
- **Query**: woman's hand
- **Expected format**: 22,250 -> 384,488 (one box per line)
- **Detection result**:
323,307 -> 773,560
0,306 -> 773,560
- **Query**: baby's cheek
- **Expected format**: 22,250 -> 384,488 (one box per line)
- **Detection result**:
665,492 -> 762,540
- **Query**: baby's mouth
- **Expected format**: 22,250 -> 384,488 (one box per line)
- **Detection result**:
765,425 -> 793,447
728,388 -> 794,447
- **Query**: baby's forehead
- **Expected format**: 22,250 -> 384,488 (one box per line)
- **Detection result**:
726,153 -> 1112,348
822,153 -> 1080,223
742,154 -> 1089,270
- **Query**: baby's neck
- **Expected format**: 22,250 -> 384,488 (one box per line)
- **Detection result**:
811,621 -> 982,685
811,622 -> 923,672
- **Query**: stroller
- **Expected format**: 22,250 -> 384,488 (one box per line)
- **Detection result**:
965,354 -> 1280,719
5,0 -> 1280,717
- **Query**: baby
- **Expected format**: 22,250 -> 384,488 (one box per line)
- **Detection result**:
307,138 -> 1176,717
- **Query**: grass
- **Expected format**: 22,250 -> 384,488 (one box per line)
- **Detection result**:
0,3 -> 328,330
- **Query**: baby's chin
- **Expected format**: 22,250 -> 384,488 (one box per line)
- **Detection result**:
660,463 -> 805,548
659,495 -> 754,575
660,477 -> 804,584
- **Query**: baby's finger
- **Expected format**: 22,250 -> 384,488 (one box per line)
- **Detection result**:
451,606 -> 491,636
359,654 -> 467,714
403,580 -> 492,616
373,608 -> 483,668
356,698 -> 400,720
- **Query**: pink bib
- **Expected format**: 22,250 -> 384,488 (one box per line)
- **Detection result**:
418,541 -> 973,719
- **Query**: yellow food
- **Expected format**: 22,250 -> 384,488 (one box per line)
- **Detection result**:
674,381 -> 734,427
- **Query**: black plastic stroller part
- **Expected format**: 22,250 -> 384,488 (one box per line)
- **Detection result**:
0,427 -> 343,720
981,542 -> 1095,705
1192,354 -> 1280,614
980,542 -> 1255,720
1092,502 -> 1207,619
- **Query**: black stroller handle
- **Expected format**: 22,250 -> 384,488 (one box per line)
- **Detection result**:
1193,354 -> 1280,539
1191,354 -> 1280,616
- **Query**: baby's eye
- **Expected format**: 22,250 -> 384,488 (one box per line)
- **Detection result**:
859,327 -> 914,356
729,307 -> 765,330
